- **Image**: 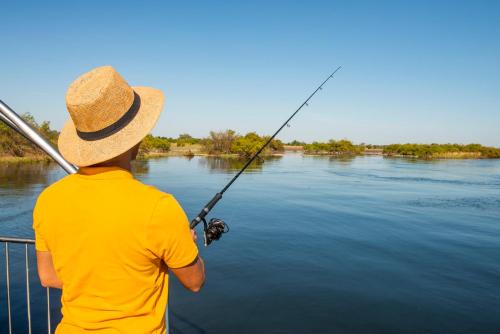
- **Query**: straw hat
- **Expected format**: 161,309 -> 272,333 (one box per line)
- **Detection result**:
58,66 -> 164,166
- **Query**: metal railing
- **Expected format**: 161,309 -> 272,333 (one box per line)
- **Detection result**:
1,236 -> 53,334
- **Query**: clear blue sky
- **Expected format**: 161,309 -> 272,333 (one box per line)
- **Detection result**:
1,0 -> 499,145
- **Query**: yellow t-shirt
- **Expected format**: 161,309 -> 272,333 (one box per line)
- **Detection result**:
33,166 -> 198,334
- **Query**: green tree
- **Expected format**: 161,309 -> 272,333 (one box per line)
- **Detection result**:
176,133 -> 200,146
203,130 -> 237,154
231,132 -> 264,157
139,134 -> 171,156
287,140 -> 306,146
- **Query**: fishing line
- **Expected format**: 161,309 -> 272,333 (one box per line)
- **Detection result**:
0,67 -> 342,247
191,66 -> 342,246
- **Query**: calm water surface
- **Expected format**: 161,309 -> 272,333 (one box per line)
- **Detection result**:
0,155 -> 499,333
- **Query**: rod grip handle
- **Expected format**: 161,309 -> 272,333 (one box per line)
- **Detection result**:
190,192 -> 223,229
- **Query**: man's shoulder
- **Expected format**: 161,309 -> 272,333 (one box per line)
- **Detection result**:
36,174 -> 173,205
34,174 -> 78,220
128,179 -> 174,202
36,174 -> 76,202
115,181 -> 185,228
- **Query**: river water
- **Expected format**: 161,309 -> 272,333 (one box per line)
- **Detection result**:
0,154 -> 499,333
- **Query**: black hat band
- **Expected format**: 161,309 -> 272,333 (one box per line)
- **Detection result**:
76,92 -> 141,141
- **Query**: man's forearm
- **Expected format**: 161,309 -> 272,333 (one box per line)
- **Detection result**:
170,255 -> 206,292
36,250 -> 63,289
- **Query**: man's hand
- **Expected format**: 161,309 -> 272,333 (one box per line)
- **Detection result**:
190,229 -> 197,242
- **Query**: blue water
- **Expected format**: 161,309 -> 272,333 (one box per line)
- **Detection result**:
1,155 -> 499,333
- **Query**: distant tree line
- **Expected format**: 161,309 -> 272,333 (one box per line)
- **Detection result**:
383,143 -> 500,158
303,139 -> 365,155
176,134 -> 201,147
139,134 -> 171,156
286,140 -> 307,146
1,114 -> 499,160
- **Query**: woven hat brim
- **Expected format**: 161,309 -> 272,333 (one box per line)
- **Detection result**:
58,86 -> 164,167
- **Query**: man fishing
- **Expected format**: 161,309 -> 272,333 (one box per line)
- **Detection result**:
32,65 -> 205,334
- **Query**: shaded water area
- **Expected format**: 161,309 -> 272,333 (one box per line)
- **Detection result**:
0,155 -> 499,333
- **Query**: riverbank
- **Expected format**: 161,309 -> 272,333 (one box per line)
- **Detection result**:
4,115 -> 497,161
1,147 -> 497,163
0,142 -> 284,163
386,152 -> 483,159
0,155 -> 52,163
142,143 -> 248,158
290,146 -> 499,159
0,143 -> 500,163
142,143 -> 286,159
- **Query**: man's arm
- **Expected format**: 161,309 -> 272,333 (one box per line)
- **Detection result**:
36,251 -> 63,289
169,229 -> 205,292
149,197 -> 206,292
170,255 -> 205,292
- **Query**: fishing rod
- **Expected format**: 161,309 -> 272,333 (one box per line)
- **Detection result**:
1,66 -> 342,246
191,66 -> 342,246
0,100 -> 78,174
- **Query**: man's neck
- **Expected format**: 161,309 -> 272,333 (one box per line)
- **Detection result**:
93,160 -> 132,171
88,144 -> 139,172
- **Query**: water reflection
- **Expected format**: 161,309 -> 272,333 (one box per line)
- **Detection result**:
199,155 -> 283,173
0,154 -> 284,189
328,155 -> 356,165
382,156 -> 445,165
307,154 -> 356,166
0,161 -> 57,189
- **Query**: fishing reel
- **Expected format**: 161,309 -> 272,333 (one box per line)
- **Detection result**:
201,217 -> 229,246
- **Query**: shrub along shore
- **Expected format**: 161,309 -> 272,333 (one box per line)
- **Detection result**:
1,114 -> 499,161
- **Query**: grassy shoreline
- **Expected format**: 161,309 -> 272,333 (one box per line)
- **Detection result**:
0,155 -> 53,163
2,150 -> 497,164
2,144 -> 498,162
3,115 -> 497,162
0,144 -> 285,164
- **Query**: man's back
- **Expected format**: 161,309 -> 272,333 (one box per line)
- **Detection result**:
33,166 -> 198,333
